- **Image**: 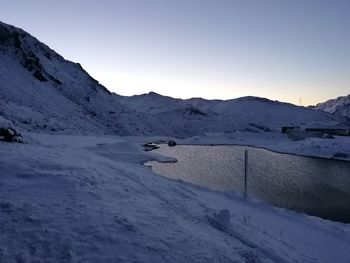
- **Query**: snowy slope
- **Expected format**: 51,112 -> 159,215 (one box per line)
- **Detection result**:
0,133 -> 349,262
118,93 -> 342,136
0,20 -> 345,138
316,94 -> 350,119
0,21 -> 157,135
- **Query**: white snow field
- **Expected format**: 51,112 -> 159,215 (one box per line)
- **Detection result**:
0,133 -> 349,263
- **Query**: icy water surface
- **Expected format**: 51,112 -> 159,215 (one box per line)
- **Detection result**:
147,144 -> 350,223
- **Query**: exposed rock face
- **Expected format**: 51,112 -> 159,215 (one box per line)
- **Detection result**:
0,21 -> 126,135
0,24 -> 60,84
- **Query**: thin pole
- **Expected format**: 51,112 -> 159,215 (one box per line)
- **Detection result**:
244,149 -> 248,197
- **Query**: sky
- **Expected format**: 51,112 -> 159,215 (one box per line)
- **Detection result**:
0,0 -> 349,105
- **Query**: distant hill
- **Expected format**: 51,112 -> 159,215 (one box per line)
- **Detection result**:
316,95 -> 350,120
0,21 -> 344,137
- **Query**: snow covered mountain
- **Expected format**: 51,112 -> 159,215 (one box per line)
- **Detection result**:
316,95 -> 350,119
117,92 -> 342,136
0,21 -> 156,135
0,21 -> 344,137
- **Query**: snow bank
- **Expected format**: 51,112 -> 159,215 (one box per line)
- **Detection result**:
180,131 -> 350,161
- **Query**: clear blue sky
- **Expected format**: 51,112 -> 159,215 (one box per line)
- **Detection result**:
1,0 -> 349,105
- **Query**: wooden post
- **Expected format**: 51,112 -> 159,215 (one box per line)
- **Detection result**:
244,149 -> 248,197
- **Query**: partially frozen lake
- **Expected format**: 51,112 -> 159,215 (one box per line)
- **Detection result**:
147,144 -> 350,223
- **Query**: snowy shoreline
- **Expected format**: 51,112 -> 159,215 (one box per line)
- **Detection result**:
175,131 -> 350,162
123,131 -> 350,162
147,141 -> 350,163
178,142 -> 350,162
1,132 -> 350,262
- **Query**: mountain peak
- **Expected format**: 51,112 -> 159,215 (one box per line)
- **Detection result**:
0,21 -> 345,136
316,94 -> 350,119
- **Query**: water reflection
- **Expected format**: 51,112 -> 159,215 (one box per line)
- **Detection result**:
147,145 -> 350,223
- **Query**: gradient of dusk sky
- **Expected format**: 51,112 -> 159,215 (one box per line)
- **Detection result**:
1,0 -> 349,105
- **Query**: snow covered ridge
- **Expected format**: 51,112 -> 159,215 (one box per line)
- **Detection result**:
0,21 -> 110,93
316,94 -> 350,119
0,20 -> 347,137
0,21 -> 125,134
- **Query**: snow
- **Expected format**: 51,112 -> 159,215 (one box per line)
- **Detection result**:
0,115 -> 14,129
0,132 -> 350,262
316,94 -> 350,119
0,21 -> 346,138
179,131 -> 350,161
1,20 -> 350,262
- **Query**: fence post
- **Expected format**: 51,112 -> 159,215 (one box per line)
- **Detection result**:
244,149 -> 248,197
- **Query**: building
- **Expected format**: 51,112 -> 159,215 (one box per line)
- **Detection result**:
282,125 -> 350,141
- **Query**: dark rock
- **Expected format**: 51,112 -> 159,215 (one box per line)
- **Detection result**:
143,143 -> 159,151
188,108 -> 206,116
168,140 -> 176,147
33,70 -> 47,82
208,209 -> 231,232
333,152 -> 348,158
44,52 -> 51,60
0,127 -> 22,142
11,31 -> 21,49
0,26 -> 21,49
248,123 -> 271,132
23,57 -> 39,71
47,74 -> 62,85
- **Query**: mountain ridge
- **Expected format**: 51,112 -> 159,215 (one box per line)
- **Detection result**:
316,95 -> 350,119
0,21 -> 345,137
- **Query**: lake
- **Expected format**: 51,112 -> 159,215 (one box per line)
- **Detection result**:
146,144 -> 350,223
